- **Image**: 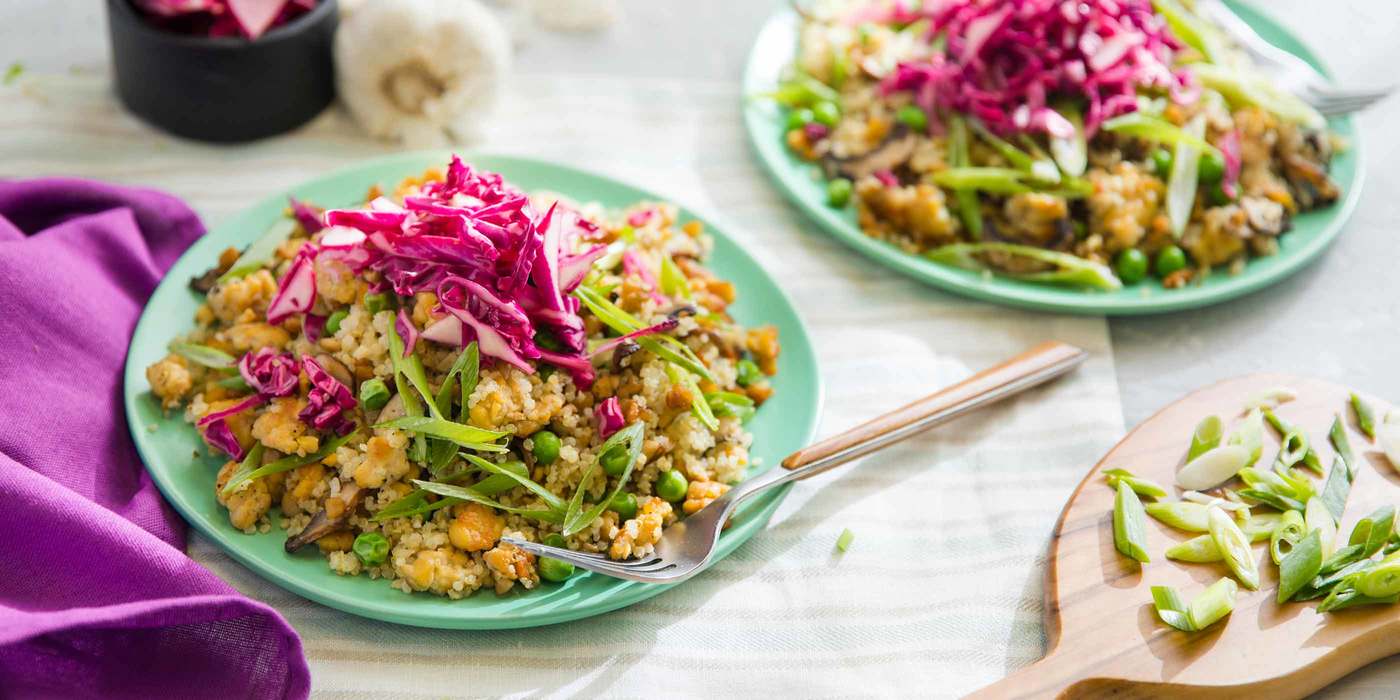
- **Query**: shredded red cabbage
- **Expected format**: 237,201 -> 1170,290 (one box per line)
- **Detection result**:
299,356 -> 357,435
320,157 -> 602,388
238,348 -> 299,397
394,309 -> 420,359
266,246 -> 317,325
873,0 -> 1194,135
588,318 -> 680,358
202,419 -> 246,460
1218,129 -> 1242,199
303,313 -> 327,342
289,196 -> 324,234
595,397 -> 624,439
622,251 -> 667,305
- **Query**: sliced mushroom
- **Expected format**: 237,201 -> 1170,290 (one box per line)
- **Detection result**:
611,340 -> 641,371
189,266 -> 222,294
284,480 -> 367,552
374,392 -> 407,424
1281,153 -> 1340,209
1239,196 -> 1289,237
314,353 -> 354,389
821,126 -> 917,182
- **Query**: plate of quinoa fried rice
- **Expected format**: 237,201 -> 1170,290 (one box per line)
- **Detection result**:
743,0 -> 1363,314
123,152 -> 821,628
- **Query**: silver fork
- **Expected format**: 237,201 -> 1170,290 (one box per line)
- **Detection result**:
1197,0 -> 1392,116
504,341 -> 1088,584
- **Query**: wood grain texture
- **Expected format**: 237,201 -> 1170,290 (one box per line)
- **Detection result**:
969,374 -> 1397,699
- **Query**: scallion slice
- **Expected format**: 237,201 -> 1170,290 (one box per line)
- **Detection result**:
1270,509 -> 1307,565
373,416 -> 508,453
1113,481 -> 1151,563
1145,501 -> 1212,533
170,342 -> 237,369
836,528 -> 855,553
1102,468 -> 1167,500
1208,506 -> 1259,589
219,218 -> 298,283
1278,529 -> 1324,603
1187,415 -> 1223,461
924,242 -> 1121,290
221,434 -> 353,497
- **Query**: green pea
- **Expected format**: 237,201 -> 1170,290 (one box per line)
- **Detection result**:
1114,248 -> 1149,285
358,378 -> 390,411
531,430 -> 561,466
601,445 -> 630,477
785,108 -> 815,131
811,100 -> 841,127
539,556 -> 575,582
363,292 -> 391,315
1206,181 -> 1235,207
324,309 -> 349,336
352,531 -> 389,566
610,492 -> 639,520
1150,149 -> 1173,176
1155,245 -> 1188,278
895,104 -> 928,132
543,533 -> 567,548
656,469 -> 688,503
1197,150 -> 1225,184
735,359 -> 763,388
827,178 -> 854,208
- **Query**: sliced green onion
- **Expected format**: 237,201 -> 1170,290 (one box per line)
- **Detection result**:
1153,578 -> 1238,632
1263,409 -> 1323,475
387,317 -> 444,421
1191,62 -> 1325,129
924,242 -> 1121,291
217,375 -> 250,390
1208,506 -> 1258,589
222,434 -> 353,497
1351,393 -> 1377,440
1113,481 -> 1151,563
1306,497 -> 1339,560
461,454 -> 565,512
1187,415 -> 1223,461
1227,409 -> 1266,466
1237,488 -> 1306,513
1103,112 -> 1221,158
1176,444 -> 1250,491
1242,387 -> 1297,412
1319,456 -> 1353,524
1102,468 -> 1167,500
219,219 -> 297,283
705,391 -> 756,422
1242,512 -> 1283,544
1166,534 -> 1222,563
1145,501 -> 1212,533
170,342 -> 237,369
561,422 -> 646,536
433,341 -> 478,423
1048,104 -> 1087,177
765,73 -> 839,109
1151,585 -> 1196,632
932,167 -> 1034,194
1277,429 -> 1310,468
659,254 -> 693,300
967,118 -> 1035,170
947,115 -> 983,240
1151,0 -> 1227,62
1278,529 -> 1324,603
1270,509 -> 1307,565
836,528 -> 855,553
1348,505 -> 1396,559
1164,115 -> 1205,239
667,364 -> 718,432
1356,561 -> 1400,598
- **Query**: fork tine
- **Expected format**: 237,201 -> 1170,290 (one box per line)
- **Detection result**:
1314,94 -> 1388,117
1308,84 -> 1394,103
501,536 -> 664,578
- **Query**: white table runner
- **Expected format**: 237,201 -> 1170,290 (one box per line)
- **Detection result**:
1,72 -> 1124,697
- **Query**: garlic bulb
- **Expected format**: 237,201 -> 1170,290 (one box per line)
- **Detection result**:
531,0 -> 619,32
335,0 -> 511,146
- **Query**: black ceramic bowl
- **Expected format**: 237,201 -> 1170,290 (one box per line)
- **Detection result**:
106,0 -> 338,143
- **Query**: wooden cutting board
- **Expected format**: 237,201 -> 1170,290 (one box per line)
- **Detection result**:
968,374 -> 1398,699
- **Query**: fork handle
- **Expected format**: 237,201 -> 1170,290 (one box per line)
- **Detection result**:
778,341 -> 1087,480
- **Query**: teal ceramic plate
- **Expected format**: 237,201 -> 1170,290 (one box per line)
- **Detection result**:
123,152 -> 823,629
742,1 -> 1364,315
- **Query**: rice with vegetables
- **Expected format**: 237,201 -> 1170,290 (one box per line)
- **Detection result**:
146,157 -> 779,598
774,0 -> 1342,290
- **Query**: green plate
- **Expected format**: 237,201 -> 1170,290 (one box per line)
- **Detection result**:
742,1 -> 1364,315
122,152 -> 823,629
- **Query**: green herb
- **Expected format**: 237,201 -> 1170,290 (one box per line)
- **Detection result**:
1187,415 -> 1223,461
1319,456 -> 1353,524
1270,509 -> 1306,565
836,528 -> 855,553
219,219 -> 297,283
413,479 -> 563,523
2,62 -> 23,85
462,454 -> 565,512
1208,506 -> 1258,589
659,254 -> 693,300
1113,481 -> 1151,563
1151,578 -> 1237,632
374,416 -> 508,452
574,285 -> 714,382
1145,501 -> 1212,533
1165,534 -> 1221,563
705,391 -> 756,422
925,242 -> 1121,291
221,434 -> 353,496
170,342 -> 238,369
947,115 -> 983,239
560,422 -> 646,536
1351,393 -> 1377,439
1102,468 -> 1167,500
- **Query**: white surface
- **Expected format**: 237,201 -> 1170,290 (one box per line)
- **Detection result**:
1,0 -> 1398,697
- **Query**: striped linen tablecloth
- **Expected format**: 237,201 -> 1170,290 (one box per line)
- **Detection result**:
1,73 -> 1125,697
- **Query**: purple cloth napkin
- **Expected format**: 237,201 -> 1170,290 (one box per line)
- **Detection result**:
0,179 -> 311,699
